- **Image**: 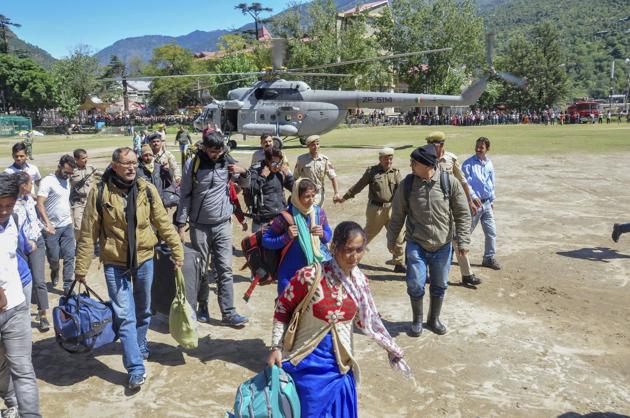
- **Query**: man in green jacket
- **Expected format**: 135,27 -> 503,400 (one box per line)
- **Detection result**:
75,147 -> 183,391
387,144 -> 471,338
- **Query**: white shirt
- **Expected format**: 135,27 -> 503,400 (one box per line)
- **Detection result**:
38,174 -> 72,228
5,162 -> 41,183
0,217 -> 27,310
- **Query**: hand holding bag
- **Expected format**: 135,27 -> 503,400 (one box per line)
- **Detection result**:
169,268 -> 198,349
282,263 -> 322,352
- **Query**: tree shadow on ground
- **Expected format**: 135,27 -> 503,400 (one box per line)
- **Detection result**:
556,247 -> 630,263
558,413 -> 630,418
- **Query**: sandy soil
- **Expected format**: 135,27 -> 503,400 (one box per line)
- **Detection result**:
4,146 -> 630,417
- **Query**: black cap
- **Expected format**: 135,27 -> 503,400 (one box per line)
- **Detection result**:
410,144 -> 438,167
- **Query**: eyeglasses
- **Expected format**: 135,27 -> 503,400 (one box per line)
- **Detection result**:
270,161 -> 282,168
117,161 -> 138,168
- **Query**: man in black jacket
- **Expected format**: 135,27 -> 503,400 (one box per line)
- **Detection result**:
248,148 -> 294,232
137,144 -> 173,206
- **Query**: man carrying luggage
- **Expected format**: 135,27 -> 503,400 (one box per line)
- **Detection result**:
75,147 -> 184,391
176,130 -> 250,327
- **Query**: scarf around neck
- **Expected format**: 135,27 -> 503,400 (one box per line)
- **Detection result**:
330,258 -> 412,378
290,178 -> 323,265
104,167 -> 139,280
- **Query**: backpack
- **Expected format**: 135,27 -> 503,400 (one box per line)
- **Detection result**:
229,366 -> 301,418
402,169 -> 451,204
52,280 -> 117,353
241,211 -> 294,302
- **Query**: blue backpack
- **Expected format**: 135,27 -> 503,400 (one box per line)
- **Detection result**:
229,366 -> 301,418
53,280 -> 118,353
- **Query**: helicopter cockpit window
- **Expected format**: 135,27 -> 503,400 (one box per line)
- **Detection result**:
270,114 -> 276,121
260,114 -> 265,120
254,88 -> 301,100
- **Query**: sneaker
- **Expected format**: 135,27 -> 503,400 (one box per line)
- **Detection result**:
612,223 -> 622,242
128,374 -> 145,390
221,313 -> 249,328
38,317 -> 50,333
393,264 -> 407,274
2,406 -> 18,418
482,257 -> 502,270
196,303 -> 210,323
462,274 -> 482,286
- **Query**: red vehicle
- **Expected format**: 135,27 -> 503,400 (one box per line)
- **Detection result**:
567,100 -> 602,123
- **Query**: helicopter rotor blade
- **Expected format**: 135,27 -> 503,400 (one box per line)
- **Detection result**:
287,47 -> 452,73
496,71 -> 527,88
191,76 -> 257,92
486,32 -> 495,69
98,72 -> 265,82
271,38 -> 287,71
280,72 -> 354,78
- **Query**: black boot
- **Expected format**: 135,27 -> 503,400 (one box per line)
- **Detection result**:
426,296 -> 447,335
408,297 -> 423,337
196,302 -> 210,323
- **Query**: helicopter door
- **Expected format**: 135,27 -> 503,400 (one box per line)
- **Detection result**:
222,109 -> 238,133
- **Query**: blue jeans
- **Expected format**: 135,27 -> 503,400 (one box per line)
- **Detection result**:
405,241 -> 452,298
44,224 -> 75,291
0,303 -> 41,417
104,260 -> 153,377
471,201 -> 497,259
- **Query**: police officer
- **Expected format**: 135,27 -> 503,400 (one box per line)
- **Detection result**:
335,147 -> 405,273
294,135 -> 339,207
426,131 -> 482,287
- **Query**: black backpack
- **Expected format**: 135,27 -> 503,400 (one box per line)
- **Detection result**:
402,169 -> 451,204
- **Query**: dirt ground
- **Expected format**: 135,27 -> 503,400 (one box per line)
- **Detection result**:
3,142 -> 630,417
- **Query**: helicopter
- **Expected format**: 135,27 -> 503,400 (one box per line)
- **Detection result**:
190,35 -> 524,147
103,35 -> 524,148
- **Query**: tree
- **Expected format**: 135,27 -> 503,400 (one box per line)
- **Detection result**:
497,22 -> 568,111
206,34 -> 260,98
101,55 -> 127,110
147,44 -> 194,76
0,15 -> 21,54
146,45 -> 196,111
236,3 -> 273,40
0,54 -> 56,114
51,45 -> 100,111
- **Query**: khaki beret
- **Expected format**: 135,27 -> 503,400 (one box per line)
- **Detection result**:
305,135 -> 320,145
425,131 -> 446,143
379,147 -> 394,156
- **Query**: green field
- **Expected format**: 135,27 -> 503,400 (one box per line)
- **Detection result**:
1,123 -> 629,173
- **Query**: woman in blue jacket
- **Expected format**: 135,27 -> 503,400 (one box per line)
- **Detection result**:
262,178 -> 332,294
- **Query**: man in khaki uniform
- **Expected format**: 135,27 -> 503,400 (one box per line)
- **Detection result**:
336,147 -> 405,273
70,149 -> 101,240
149,133 -> 181,185
426,131 -> 482,287
293,135 -> 339,207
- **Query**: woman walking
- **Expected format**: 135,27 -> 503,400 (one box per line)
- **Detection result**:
13,171 -> 50,331
262,178 -> 332,294
267,222 -> 411,417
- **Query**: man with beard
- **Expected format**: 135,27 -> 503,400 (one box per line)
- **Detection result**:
36,155 -> 77,293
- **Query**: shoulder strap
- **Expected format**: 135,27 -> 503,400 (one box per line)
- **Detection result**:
279,210 -> 294,226
403,174 -> 414,206
96,181 -> 105,219
294,264 -> 323,316
11,212 -> 19,227
440,170 -> 451,200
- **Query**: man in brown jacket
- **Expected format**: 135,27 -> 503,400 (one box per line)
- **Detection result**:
75,147 -> 183,391
387,144 -> 471,338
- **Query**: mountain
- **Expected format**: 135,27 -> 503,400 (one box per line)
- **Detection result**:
6,28 -> 56,68
93,0 -> 377,65
94,29 -> 231,65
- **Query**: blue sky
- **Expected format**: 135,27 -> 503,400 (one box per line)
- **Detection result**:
3,0 -> 292,58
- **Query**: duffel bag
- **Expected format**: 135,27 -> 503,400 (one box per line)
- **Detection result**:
53,280 -> 117,353
230,366 -> 300,418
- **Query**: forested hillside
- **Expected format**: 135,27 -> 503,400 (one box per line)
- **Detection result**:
481,0 -> 630,98
6,28 -> 56,68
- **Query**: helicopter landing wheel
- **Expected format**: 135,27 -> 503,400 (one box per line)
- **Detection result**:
272,137 -> 283,150
227,139 -> 237,149
299,137 -> 307,146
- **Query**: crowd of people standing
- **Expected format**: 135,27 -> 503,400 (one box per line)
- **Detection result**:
0,126 -> 500,417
